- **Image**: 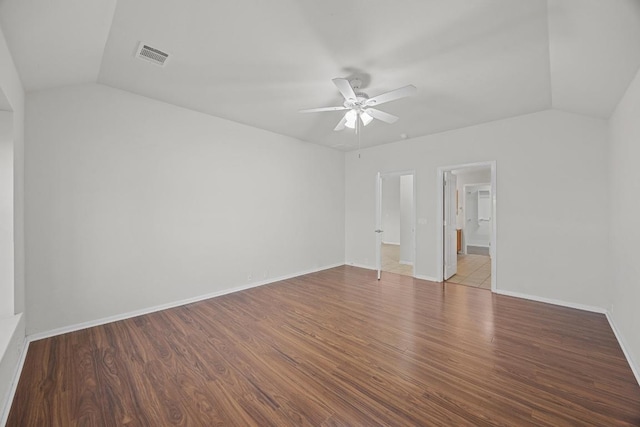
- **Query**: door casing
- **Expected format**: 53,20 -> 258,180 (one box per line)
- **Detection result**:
443,171 -> 458,280
436,161 -> 497,292
375,170 -> 416,280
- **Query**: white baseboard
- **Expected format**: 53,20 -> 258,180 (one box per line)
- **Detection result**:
347,265 -> 439,283
346,262 -> 376,271
605,311 -> 640,387
7,267 -> 639,424
347,263 -> 429,280
0,316 -> 21,364
494,290 -> 639,387
413,274 -> 440,283
494,289 -> 607,314
28,262 -> 344,342
381,241 -> 400,246
0,336 -> 29,427
6,264 -> 350,422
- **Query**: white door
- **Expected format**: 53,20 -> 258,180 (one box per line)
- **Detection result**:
375,172 -> 383,280
444,171 -> 457,280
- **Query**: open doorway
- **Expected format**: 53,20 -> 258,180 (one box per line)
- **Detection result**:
375,171 -> 415,279
437,162 -> 496,291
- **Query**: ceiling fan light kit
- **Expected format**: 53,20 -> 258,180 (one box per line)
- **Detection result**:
299,77 -> 417,132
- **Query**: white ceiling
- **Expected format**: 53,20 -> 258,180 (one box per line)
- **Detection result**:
1,0 -> 639,149
0,0 -> 117,92
548,0 -> 640,118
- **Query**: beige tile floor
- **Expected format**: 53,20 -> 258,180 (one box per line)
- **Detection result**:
380,245 -> 491,290
381,244 -> 413,276
446,253 -> 492,289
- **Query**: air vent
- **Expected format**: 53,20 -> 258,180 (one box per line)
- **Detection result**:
135,42 -> 169,67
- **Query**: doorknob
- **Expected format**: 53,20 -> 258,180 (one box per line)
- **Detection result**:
374,229 -> 384,233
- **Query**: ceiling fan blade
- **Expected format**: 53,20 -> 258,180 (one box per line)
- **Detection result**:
366,108 -> 399,124
334,115 -> 347,131
299,106 -> 348,113
365,85 -> 417,106
332,78 -> 357,101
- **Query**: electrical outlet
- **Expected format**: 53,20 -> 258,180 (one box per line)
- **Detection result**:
263,270 -> 268,279
247,273 -> 252,282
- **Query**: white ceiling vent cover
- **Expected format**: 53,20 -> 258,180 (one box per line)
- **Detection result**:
135,42 -> 169,67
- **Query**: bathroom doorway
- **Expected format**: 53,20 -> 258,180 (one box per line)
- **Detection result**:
437,162 -> 496,291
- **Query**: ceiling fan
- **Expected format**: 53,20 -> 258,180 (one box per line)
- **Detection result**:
299,78 -> 417,131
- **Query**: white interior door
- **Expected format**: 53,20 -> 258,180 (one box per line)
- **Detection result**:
444,171 -> 457,280
375,172 -> 383,280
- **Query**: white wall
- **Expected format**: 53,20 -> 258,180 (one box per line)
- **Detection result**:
381,176 -> 400,244
25,83 -> 345,335
463,184 -> 491,248
609,65 -> 640,381
0,112 -> 13,317
399,174 -> 413,264
0,22 -> 24,317
0,22 -> 26,423
345,109 -> 609,309
455,168 -> 491,229
454,168 -> 492,250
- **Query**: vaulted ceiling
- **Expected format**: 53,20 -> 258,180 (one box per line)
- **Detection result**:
1,0 -> 639,149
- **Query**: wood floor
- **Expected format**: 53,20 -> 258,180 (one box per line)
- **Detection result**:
7,266 -> 640,426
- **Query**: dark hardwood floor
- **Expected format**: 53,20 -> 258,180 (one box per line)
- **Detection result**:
7,266 -> 640,426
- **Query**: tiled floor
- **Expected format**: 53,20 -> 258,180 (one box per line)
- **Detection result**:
447,253 -> 492,289
381,245 -> 491,289
381,243 -> 413,276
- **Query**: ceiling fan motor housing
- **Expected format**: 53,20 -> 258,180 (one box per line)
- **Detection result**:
344,93 -> 370,109
299,77 -> 416,131
349,78 -> 363,90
